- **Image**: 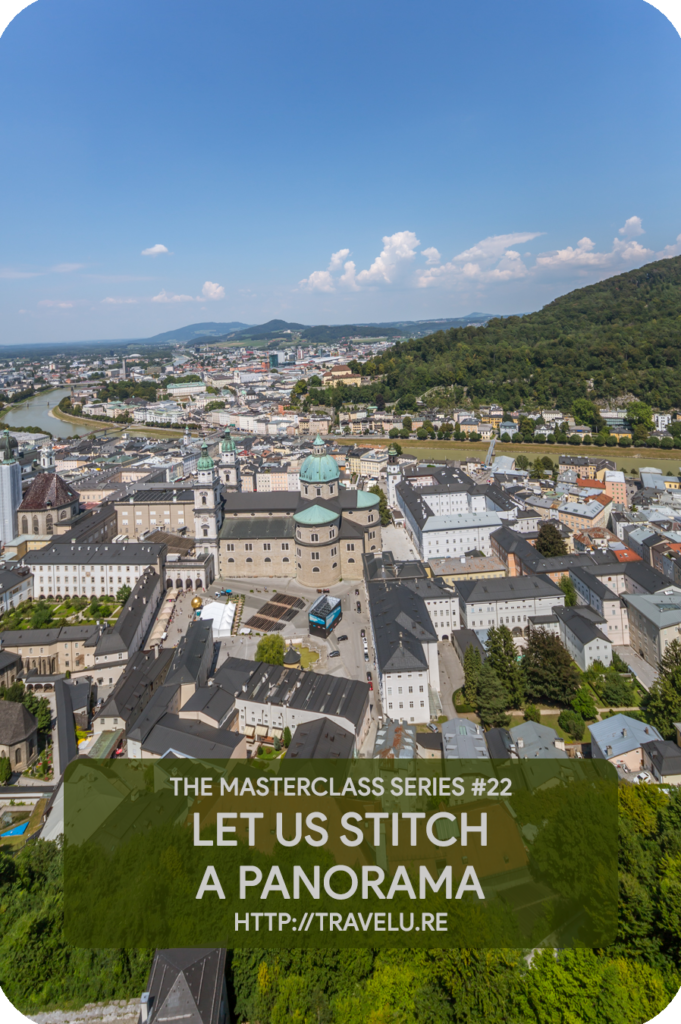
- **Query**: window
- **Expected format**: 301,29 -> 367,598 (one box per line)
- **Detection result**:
263,543 -> 271,551
202,528 -> 208,537
368,514 -> 374,523
246,557 -> 253,562
348,558 -> 355,563
346,543 -> 355,551
311,552 -> 320,560
283,557 -> 289,562
310,533 -> 318,542
313,566 -> 320,572
331,547 -> 337,556
281,543 -> 289,550
226,543 -> 235,551
245,543 -> 253,551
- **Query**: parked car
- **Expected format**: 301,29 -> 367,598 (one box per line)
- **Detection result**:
427,722 -> 438,733
337,634 -> 348,642
366,671 -> 372,683
355,589 -> 360,595
360,629 -> 366,638
356,601 -> 361,613
634,771 -> 652,784
329,650 -> 341,658
364,650 -> 369,662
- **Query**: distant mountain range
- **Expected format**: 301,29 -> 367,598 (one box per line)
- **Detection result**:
145,321 -> 252,343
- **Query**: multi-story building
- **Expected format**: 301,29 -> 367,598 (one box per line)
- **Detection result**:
556,496 -> 612,532
622,587 -> 681,667
20,540 -> 166,600
455,575 -> 565,635
569,566 -> 630,645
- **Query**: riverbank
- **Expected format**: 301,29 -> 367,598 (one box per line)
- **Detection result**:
49,404 -> 195,440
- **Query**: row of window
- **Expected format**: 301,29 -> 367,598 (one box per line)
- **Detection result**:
224,542 -> 291,552
387,701 -> 425,710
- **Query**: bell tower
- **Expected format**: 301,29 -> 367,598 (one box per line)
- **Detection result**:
193,443 -> 222,567
40,441 -> 55,472
386,445 -> 402,507
218,427 -> 240,490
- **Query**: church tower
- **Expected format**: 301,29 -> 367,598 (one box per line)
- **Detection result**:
386,445 -> 402,507
193,444 -> 222,567
40,441 -> 55,472
218,427 -> 240,490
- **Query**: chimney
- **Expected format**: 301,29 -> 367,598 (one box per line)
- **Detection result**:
154,646 -> 159,659
517,737 -> 524,748
622,727 -> 627,738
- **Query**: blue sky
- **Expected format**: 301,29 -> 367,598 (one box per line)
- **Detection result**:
1,0 -> 681,343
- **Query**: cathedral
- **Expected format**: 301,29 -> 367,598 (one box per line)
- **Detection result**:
218,435 -> 383,586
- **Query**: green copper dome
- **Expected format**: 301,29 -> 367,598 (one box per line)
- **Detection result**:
294,504 -> 340,527
356,490 -> 380,508
221,427 -> 236,453
197,443 -> 215,471
300,434 -> 340,485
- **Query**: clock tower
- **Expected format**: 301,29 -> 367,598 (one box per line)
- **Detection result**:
193,443 -> 222,571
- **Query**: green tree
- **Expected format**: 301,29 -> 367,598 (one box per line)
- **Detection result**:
0,757 -> 11,785
524,627 -> 581,705
416,427 -> 428,440
535,521 -> 568,557
558,709 -> 585,740
627,401 -> 653,431
283,726 -> 292,747
485,626 -> 524,707
401,416 -> 412,431
308,375 -> 322,387
463,645 -> 482,707
643,638 -> 681,738
29,603 -> 53,630
116,585 -> 132,604
388,427 -> 399,438
572,685 -> 597,720
475,662 -> 511,729
369,485 -> 391,526
515,454 -> 530,470
559,574 -> 578,606
524,703 -> 541,723
255,633 -> 286,666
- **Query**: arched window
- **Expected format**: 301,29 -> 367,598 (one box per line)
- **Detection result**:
228,557 -> 235,563
46,513 -> 53,534
166,579 -> 173,588
312,567 -> 320,572
264,557 -> 271,562
176,579 -> 183,589
348,558 -> 355,563
202,496 -> 207,505
332,562 -> 337,568
60,509 -> 67,520
32,516 -> 39,535
282,557 -> 289,562
21,516 -> 27,534
246,557 -> 253,562
203,528 -> 208,537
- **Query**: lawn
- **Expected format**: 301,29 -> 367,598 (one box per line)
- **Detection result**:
294,645 -> 319,669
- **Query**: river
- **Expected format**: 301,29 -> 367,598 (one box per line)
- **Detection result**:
0,388 -> 92,438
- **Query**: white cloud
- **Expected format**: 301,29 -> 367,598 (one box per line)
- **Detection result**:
536,219 -> 654,270
657,233 -> 681,259
142,244 -> 169,256
51,262 -> 85,273
422,247 -> 441,265
300,269 -> 336,292
619,216 -> 644,238
151,289 -> 195,303
417,233 -> 541,287
0,268 -> 40,279
38,299 -> 74,308
201,280 -> 225,300
328,248 -> 350,271
356,231 -> 420,286
102,297 -> 139,305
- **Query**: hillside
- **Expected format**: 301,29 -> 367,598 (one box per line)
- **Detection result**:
145,321 -> 251,343
359,255 -> 681,411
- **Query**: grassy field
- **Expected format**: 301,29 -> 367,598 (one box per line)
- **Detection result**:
339,435 -> 681,474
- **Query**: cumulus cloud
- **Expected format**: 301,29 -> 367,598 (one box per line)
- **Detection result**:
142,244 -> 169,256
536,218 -> 653,270
151,289 -> 195,303
619,216 -> 644,238
298,218 -> 681,298
201,281 -> 225,300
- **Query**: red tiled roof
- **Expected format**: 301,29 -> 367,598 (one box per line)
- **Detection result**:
613,548 -> 642,562
18,472 -> 80,511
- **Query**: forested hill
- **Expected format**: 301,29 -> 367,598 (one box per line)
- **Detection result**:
361,255 -> 681,411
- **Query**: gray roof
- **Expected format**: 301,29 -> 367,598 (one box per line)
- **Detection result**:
142,713 -> 244,759
508,720 -> 568,759
569,566 -> 620,602
455,574 -> 563,605
223,492 -> 299,513
589,714 -> 662,758
442,718 -> 489,759
165,619 -> 214,689
622,587 -> 681,628
121,488 -> 194,503
283,716 -> 354,759
642,739 -> 681,777
1,624 -> 100,647
0,569 -> 29,595
97,648 -> 174,726
0,651 -> 21,674
95,570 -> 161,657
363,550 -> 428,582
0,701 -> 37,745
373,720 -> 417,759
223,657 -> 370,733
126,683 -> 181,746
142,948 -> 227,1024
554,606 -> 610,646
491,527 -> 613,575
219,517 -> 295,540
368,580 -> 437,674
23,541 -> 165,568
179,685 -> 235,728
579,559 -> 669,595
53,678 -> 78,779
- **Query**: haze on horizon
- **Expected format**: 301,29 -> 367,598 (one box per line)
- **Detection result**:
1,0 -> 681,345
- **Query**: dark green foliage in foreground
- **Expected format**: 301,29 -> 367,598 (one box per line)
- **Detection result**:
535,522 -> 567,558
357,255 -> 681,409
2,787 -> 681,1021
0,840 -> 153,1013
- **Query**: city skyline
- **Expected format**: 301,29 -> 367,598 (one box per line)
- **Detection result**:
1,0 -> 681,343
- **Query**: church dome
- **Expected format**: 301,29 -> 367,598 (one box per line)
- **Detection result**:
299,434 -> 340,485
221,427 -> 236,453
197,443 -> 215,471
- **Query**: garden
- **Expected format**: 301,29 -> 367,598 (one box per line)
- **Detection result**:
0,591 -> 129,633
